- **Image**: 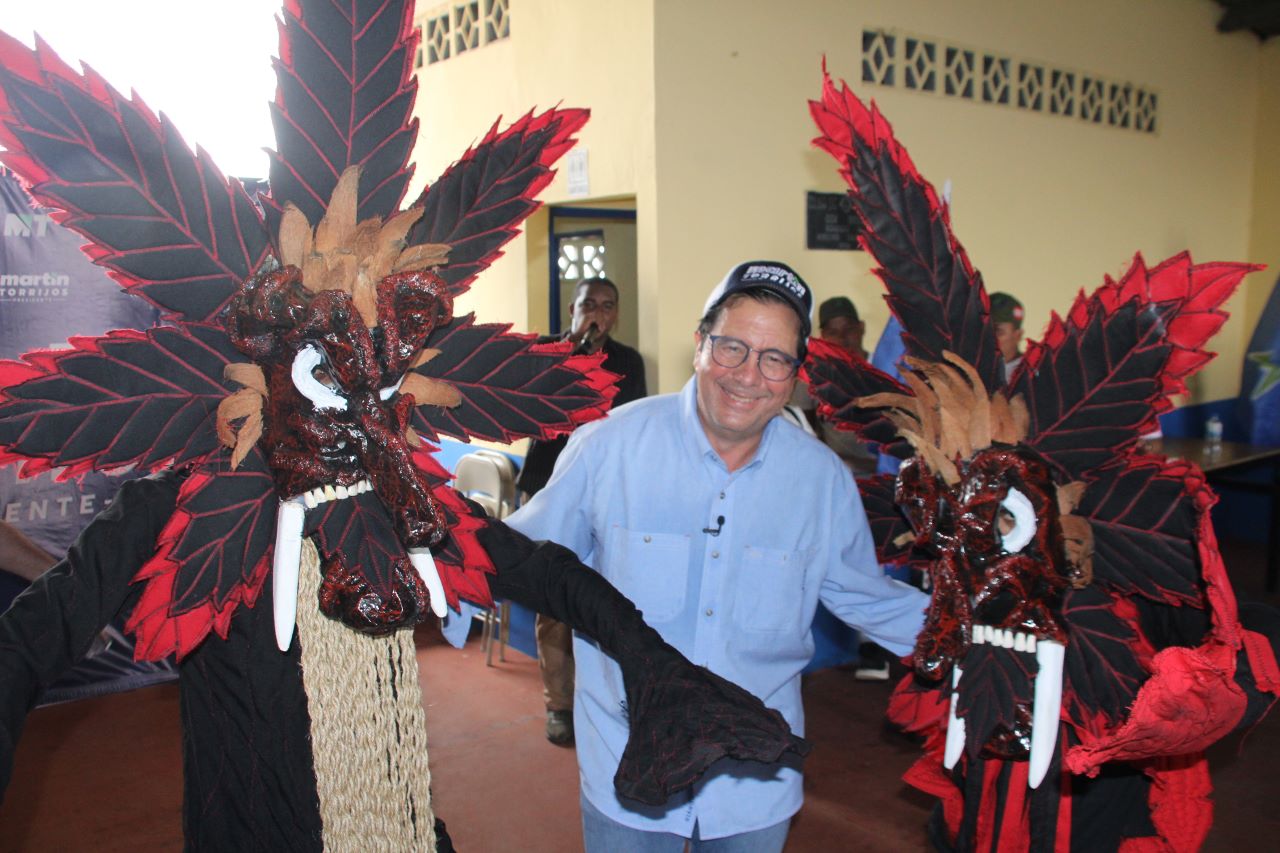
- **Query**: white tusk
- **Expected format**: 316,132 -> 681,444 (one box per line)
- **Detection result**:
1028,639 -> 1066,788
408,548 -> 448,618
999,487 -> 1037,554
273,498 -> 307,652
944,664 -> 966,769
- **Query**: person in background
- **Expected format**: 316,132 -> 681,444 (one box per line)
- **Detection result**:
989,291 -> 1025,380
516,276 -> 647,746
508,260 -> 926,852
793,295 -> 876,475
795,296 -> 887,677
815,295 -> 866,360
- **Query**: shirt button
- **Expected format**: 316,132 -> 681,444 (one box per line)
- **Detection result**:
719,491 -> 725,500
643,535 -> 651,543
711,551 -> 719,559
705,608 -> 714,617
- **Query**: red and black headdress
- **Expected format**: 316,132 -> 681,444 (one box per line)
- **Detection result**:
0,0 -> 613,660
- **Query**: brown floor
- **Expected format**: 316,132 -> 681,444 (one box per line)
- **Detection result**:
1,538 -> 1277,852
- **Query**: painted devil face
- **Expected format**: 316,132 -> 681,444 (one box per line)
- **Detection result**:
224,261 -> 454,640
898,442 -> 1080,781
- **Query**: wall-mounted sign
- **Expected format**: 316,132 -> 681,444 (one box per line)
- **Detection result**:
566,148 -> 590,198
806,190 -> 861,251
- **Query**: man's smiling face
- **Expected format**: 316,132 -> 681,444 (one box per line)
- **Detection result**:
693,295 -> 800,463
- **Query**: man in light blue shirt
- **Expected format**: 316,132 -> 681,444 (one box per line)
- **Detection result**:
508,260 -> 927,852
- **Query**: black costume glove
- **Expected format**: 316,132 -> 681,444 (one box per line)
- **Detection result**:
474,516 -> 811,806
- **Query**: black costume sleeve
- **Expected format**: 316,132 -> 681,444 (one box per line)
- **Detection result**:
0,471 -> 181,802
475,516 -> 810,806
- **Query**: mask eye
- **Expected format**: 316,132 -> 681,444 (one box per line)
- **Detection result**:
291,344 -> 348,411
998,487 -> 1037,554
379,375 -> 405,401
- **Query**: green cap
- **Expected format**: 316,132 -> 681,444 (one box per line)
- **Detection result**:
989,292 -> 1024,328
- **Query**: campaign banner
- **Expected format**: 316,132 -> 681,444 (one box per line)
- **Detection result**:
0,171 -> 174,701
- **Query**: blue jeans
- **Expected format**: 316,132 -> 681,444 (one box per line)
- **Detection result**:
580,792 -> 790,853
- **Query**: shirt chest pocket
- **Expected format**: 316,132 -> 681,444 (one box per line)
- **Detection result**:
606,528 -> 690,624
732,546 -> 809,633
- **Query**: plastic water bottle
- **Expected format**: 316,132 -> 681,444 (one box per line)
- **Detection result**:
1205,414 -> 1223,452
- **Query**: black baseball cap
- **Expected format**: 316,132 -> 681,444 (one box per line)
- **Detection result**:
818,296 -> 860,328
702,261 -> 813,340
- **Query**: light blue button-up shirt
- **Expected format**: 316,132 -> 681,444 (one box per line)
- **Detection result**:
507,377 -> 927,840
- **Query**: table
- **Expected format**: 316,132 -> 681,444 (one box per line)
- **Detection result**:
1144,438 -> 1280,593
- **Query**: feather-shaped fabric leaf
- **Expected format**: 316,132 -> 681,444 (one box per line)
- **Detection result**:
412,445 -> 496,610
0,32 -> 269,323
165,456 -> 279,615
408,107 -> 590,298
409,315 -> 616,444
307,487 -> 410,599
1060,586 -> 1148,733
954,644 -> 1036,759
1012,254 -> 1254,480
809,71 -> 1002,392
1077,457 -> 1204,606
857,473 -> 917,565
266,0 -> 419,227
127,452 -> 275,660
0,324 -> 237,479
803,337 -> 914,458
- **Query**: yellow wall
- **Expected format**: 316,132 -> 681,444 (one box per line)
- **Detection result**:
413,0 -> 1274,399
1248,39 -> 1280,335
411,0 -> 655,338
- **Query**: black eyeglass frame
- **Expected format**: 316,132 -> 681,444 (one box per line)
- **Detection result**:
702,334 -> 802,381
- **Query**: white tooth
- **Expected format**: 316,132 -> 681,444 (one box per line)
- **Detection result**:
303,490 -> 318,509
1003,629 -> 1015,649
409,548 -> 448,618
311,486 -> 326,504
1029,639 -> 1065,789
361,480 -> 372,494
323,484 -> 337,502
972,628 -> 985,645
944,665 -> 965,769
1027,635 -> 1037,654
336,484 -> 349,500
272,499 -> 307,652
1014,631 -> 1028,653
983,625 -> 996,645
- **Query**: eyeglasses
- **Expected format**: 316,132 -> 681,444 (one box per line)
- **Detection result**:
703,335 -> 801,381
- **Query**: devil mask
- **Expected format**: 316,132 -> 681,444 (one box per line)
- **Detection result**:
215,167 -> 472,643
860,352 -> 1090,779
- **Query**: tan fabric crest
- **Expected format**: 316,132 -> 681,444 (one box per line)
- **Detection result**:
273,165 -> 449,327
855,351 -> 1030,484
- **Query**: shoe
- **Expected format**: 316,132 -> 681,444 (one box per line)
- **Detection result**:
854,642 -> 891,681
546,709 -> 575,746
854,660 -> 890,681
